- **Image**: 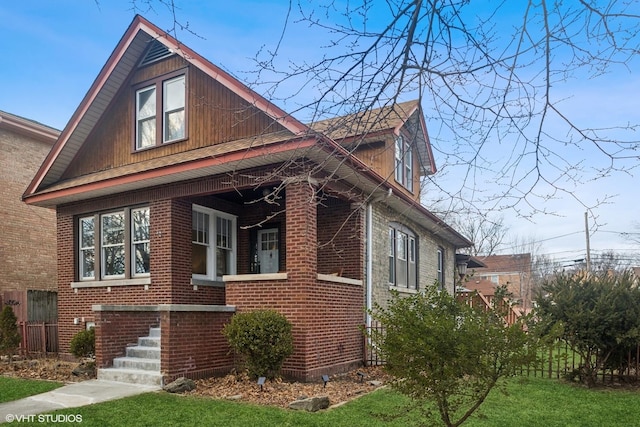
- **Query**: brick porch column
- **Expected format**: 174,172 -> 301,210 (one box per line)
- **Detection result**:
285,180 -> 318,282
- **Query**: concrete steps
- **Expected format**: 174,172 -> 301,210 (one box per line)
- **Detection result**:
98,327 -> 163,386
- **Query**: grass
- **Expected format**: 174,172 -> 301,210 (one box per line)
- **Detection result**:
0,377 -> 63,403
6,377 -> 640,426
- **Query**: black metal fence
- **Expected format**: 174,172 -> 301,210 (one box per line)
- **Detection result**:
363,323 -> 640,383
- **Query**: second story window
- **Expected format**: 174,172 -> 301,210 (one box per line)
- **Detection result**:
394,135 -> 413,191
135,72 -> 186,150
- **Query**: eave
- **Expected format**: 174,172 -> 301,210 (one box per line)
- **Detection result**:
0,111 -> 59,144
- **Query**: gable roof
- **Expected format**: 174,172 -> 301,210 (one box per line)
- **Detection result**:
24,15 -> 307,199
0,110 -> 59,144
21,15 -> 472,249
309,100 -> 436,175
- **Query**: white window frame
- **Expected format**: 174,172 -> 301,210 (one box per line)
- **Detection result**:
135,72 -> 186,150
77,207 -> 150,281
394,135 -> 414,192
131,207 -> 151,277
101,212 -> 126,279
192,205 -> 237,281
389,224 -> 418,290
79,216 -> 95,280
437,247 -> 444,288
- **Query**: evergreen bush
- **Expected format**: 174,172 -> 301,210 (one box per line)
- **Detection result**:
69,328 -> 95,359
0,306 -> 21,362
223,310 -> 293,379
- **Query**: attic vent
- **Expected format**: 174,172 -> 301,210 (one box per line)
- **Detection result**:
139,40 -> 174,67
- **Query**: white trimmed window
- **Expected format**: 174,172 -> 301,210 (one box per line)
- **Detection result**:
394,135 -> 413,191
78,207 -> 150,281
389,224 -> 417,289
192,205 -> 237,281
437,247 -> 445,288
135,72 -> 186,150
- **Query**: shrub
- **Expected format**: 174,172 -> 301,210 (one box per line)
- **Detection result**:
223,310 -> 293,379
69,328 -> 95,359
369,287 -> 538,427
0,306 -> 21,362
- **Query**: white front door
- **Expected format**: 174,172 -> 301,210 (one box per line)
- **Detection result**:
257,229 -> 279,274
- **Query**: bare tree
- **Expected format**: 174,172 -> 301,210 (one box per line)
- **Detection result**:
127,1 -> 640,224
444,212 -> 508,256
246,1 -> 640,220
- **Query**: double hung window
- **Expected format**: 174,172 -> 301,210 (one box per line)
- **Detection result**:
192,205 -> 237,281
394,135 -> 413,191
79,207 -> 150,281
388,224 -> 417,289
135,72 -> 186,150
437,247 -> 445,288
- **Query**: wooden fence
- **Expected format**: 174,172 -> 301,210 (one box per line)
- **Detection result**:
19,322 -> 59,355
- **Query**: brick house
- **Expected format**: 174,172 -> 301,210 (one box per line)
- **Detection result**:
23,15 -> 472,384
1,110 -> 59,324
469,253 -> 533,313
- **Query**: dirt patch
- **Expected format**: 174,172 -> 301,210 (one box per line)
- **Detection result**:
0,358 -> 90,383
1,358 -> 390,408
186,366 -> 391,408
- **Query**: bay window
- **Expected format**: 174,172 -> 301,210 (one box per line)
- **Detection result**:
78,207 -> 150,281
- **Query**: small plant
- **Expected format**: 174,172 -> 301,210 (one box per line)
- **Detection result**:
69,328 -> 95,359
223,310 -> 293,379
0,306 -> 21,362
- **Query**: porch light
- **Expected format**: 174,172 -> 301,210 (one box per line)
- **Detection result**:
456,260 -> 468,277
322,374 -> 330,388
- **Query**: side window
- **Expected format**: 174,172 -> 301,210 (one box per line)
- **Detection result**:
394,135 -> 413,192
389,224 -> 417,290
437,247 -> 444,288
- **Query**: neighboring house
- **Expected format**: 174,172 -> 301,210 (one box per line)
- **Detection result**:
23,15 -> 472,384
471,253 -> 533,313
0,111 -> 59,325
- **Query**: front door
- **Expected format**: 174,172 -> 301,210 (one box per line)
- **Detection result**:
257,229 -> 279,274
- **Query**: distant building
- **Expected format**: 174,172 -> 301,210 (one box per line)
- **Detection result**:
0,110 -> 59,323
468,253 -> 533,312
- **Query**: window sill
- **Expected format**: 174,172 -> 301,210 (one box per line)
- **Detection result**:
191,278 -> 225,287
318,274 -> 362,286
389,285 -> 418,294
71,277 -> 151,289
223,273 -> 288,282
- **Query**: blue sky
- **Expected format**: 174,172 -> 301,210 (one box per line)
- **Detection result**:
1,1 -> 638,264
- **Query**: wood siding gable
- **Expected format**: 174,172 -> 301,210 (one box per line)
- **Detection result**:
62,54 -> 287,180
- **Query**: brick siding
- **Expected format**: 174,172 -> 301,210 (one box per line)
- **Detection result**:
0,128 -> 57,293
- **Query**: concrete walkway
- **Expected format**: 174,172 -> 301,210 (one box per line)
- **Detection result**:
0,380 -> 160,423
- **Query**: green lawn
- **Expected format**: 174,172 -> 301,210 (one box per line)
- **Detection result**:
7,377 -> 640,426
0,377 -> 63,403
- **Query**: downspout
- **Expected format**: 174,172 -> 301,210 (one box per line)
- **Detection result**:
365,203 -> 373,330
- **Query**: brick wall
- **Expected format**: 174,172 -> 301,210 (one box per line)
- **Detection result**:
0,128 -> 57,293
317,198 -> 364,279
225,278 -> 364,381
94,310 -> 160,367
161,310 -> 234,381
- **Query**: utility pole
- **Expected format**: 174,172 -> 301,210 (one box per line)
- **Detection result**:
584,212 -> 591,273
